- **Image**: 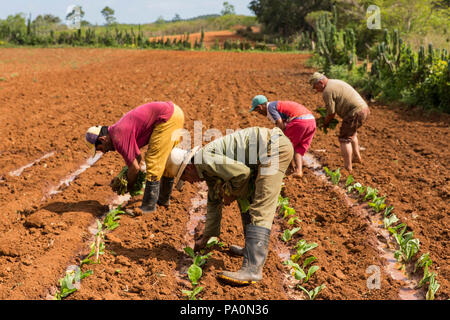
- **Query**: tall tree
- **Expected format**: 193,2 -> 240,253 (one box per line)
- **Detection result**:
221,2 -> 236,15
248,0 -> 332,36
172,13 -> 182,22
101,6 -> 116,25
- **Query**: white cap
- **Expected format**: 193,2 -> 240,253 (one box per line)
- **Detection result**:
165,146 -> 200,190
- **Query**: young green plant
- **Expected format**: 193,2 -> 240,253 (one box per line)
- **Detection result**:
298,284 -> 326,300
368,196 -> 387,213
291,239 -> 318,262
55,267 -> 93,300
281,227 -> 301,242
324,167 -> 341,185
103,205 -> 124,231
81,220 -> 105,266
182,246 -> 212,300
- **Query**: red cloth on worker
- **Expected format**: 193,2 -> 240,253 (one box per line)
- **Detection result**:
283,118 -> 316,156
108,101 -> 174,166
268,101 -> 312,122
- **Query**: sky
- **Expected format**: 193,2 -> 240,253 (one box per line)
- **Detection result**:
0,0 -> 254,25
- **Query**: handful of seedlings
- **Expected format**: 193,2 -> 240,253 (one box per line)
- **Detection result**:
110,166 -> 146,197
316,107 -> 339,134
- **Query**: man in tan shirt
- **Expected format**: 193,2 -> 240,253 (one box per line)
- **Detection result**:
164,127 -> 293,285
310,72 -> 370,171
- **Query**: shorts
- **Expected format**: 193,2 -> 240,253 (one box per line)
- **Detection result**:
283,118 -> 316,156
339,108 -> 370,143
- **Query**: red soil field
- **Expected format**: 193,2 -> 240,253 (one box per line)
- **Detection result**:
0,48 -> 448,300
148,29 -> 255,48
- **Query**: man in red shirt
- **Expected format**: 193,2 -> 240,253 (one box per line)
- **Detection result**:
251,95 -> 316,178
85,101 -> 184,212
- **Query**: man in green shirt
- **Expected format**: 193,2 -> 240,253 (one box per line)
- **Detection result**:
310,72 -> 370,172
165,127 -> 293,284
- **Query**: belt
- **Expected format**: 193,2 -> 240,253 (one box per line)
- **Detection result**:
289,114 -> 315,121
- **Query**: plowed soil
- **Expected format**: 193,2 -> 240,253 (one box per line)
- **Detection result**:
0,48 -> 448,300
148,27 -> 259,49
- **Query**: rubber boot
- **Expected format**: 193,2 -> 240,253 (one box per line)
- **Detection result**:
219,225 -> 271,285
140,180 -> 160,213
229,244 -> 245,256
157,176 -> 174,207
229,212 -> 252,256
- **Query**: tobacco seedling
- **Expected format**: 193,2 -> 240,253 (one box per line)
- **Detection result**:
316,107 -> 338,134
283,206 -> 296,219
393,228 -> 420,263
281,227 -> 301,242
418,268 -> 435,288
81,220 -> 105,266
387,223 -> 406,235
55,268 -> 93,300
111,166 -> 146,196
284,260 -> 306,281
103,205 -> 124,231
277,195 -> 292,217
383,205 -> 394,218
426,273 -> 440,300
187,264 -> 202,286
363,187 -> 379,201
182,286 -> 204,300
368,196 -> 386,213
277,195 -> 289,208
352,183 -> 366,196
302,256 -> 317,269
345,175 -> 354,188
206,237 -> 224,248
287,216 -> 301,226
304,265 -> 320,283
347,182 -> 357,193
384,213 -> 400,228
416,253 -> 436,292
298,284 -> 326,300
324,167 -> 341,185
284,259 -> 318,283
277,196 -> 297,218
291,239 -> 318,262
414,253 -> 432,273
184,247 -> 212,268
182,246 -> 213,300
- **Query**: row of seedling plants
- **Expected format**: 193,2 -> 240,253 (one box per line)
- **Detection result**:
182,237 -> 224,300
54,205 -> 125,299
277,195 -> 326,300
324,167 -> 440,300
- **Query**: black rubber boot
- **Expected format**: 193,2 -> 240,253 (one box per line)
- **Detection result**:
219,225 -> 271,284
141,180 -> 160,213
157,176 -> 174,207
229,212 -> 252,256
229,244 -> 245,256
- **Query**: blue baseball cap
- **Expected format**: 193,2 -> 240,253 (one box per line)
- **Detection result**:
250,95 -> 268,112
